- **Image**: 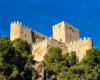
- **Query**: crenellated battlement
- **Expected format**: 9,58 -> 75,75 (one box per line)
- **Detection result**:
33,37 -> 66,47
32,29 -> 49,38
67,37 -> 92,47
11,21 -> 49,38
49,37 -> 66,48
10,20 -> 93,62
32,37 -> 68,62
11,21 -> 32,31
67,37 -> 92,61
11,21 -> 22,26
53,21 -> 79,31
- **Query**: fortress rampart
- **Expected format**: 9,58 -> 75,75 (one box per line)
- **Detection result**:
32,39 -> 48,62
67,37 -> 92,61
32,38 -> 67,62
10,20 -> 93,78
10,21 -> 93,62
47,38 -> 68,54
10,21 -> 48,44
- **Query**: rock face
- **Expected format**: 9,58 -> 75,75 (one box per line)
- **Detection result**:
10,21 -> 92,62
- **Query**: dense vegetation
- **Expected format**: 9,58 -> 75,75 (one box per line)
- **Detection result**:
0,36 -> 100,80
0,37 -> 36,80
44,47 -> 100,80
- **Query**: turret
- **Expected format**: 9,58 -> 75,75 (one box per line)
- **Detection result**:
10,21 -> 22,41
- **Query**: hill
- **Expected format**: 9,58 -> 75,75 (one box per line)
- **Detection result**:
0,36 -> 100,80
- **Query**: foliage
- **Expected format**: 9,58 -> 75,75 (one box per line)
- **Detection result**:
81,47 -> 100,67
0,37 -> 36,80
63,52 -> 78,67
0,36 -> 100,80
44,47 -> 63,79
44,47 -> 100,80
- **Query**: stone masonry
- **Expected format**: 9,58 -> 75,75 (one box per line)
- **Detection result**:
10,21 -> 92,62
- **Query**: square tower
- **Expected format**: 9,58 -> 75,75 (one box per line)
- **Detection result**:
10,21 -> 33,44
10,21 -> 22,41
52,21 -> 80,45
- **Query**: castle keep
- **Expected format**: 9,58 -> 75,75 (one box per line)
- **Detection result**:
10,21 -> 92,62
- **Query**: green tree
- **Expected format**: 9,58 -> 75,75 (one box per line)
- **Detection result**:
63,52 -> 78,67
44,47 -> 79,80
44,47 -> 63,79
81,48 -> 100,67
0,37 -> 36,80
81,48 -> 100,80
44,47 -> 100,80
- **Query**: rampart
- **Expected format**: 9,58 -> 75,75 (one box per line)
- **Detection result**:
10,21 -> 93,62
47,38 -> 67,54
10,21 -> 49,44
32,37 -> 68,62
32,39 -> 48,62
67,37 -> 92,61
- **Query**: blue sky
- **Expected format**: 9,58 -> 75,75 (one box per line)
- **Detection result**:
0,0 -> 100,48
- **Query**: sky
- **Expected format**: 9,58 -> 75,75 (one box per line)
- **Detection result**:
0,0 -> 100,48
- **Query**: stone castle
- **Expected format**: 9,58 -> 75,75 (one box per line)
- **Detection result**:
10,21 -> 92,62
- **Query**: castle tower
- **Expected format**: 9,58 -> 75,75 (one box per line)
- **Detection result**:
10,21 -> 33,44
52,21 -> 80,45
10,21 -> 22,41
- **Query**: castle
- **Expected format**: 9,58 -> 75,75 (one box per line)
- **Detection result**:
10,21 -> 92,62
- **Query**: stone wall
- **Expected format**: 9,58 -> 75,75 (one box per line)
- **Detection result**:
32,39 -> 48,62
32,38 -> 67,62
47,38 -> 67,55
20,26 -> 33,44
31,30 -> 48,43
10,21 -> 33,44
52,21 -> 79,45
32,37 -> 92,62
10,21 -> 48,44
67,37 -> 92,61
10,21 -> 93,62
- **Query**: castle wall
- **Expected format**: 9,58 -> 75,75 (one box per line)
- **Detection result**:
32,39 -> 48,62
10,21 -> 93,62
31,30 -> 48,43
20,26 -> 33,44
32,37 -> 92,62
67,37 -> 92,61
32,38 -> 67,62
10,21 -> 48,44
47,38 -> 67,55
